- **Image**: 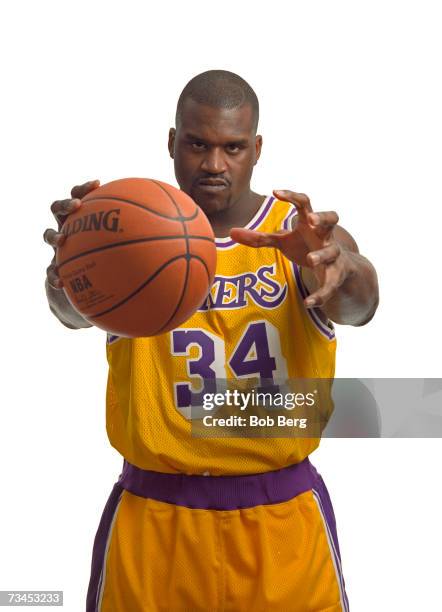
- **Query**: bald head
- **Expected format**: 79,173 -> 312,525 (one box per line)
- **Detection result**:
175,70 -> 259,132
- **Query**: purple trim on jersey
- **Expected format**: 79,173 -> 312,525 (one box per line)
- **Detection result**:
119,457 -> 316,510
215,196 -> 275,248
281,208 -> 335,340
86,483 -> 123,612
282,207 -> 297,230
311,469 -> 350,611
106,333 -> 120,344
292,262 -> 336,340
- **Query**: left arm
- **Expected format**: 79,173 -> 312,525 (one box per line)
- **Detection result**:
230,189 -> 379,327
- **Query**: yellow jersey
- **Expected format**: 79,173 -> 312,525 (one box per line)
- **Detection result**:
105,196 -> 336,475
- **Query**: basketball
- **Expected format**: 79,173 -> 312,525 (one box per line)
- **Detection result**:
55,178 -> 217,337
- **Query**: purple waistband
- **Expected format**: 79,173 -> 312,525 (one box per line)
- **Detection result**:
118,458 -> 319,510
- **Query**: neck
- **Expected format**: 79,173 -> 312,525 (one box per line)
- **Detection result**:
208,190 -> 266,238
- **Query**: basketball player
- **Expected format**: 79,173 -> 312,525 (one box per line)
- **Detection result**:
44,71 -> 379,611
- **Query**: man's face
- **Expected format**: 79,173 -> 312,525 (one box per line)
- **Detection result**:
168,99 -> 262,217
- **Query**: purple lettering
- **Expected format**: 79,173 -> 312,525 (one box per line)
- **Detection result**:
197,266 -> 287,312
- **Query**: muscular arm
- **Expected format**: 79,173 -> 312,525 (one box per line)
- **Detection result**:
231,189 -> 379,328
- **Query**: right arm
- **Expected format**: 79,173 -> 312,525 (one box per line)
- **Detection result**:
45,273 -> 92,329
43,180 -> 100,330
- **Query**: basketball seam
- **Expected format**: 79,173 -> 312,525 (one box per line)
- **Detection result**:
90,255 -> 183,318
156,251 -> 212,333
149,180 -> 194,333
57,235 -> 214,270
157,254 -> 190,333
186,254 -> 211,285
82,195 -> 199,222
149,180 -> 195,218
77,182 -> 211,335
90,254 -> 206,319
150,180 -> 181,213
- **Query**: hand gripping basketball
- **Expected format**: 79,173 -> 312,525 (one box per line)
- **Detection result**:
54,178 -> 217,338
44,180 -> 101,290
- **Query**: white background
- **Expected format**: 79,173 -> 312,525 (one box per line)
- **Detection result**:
1,0 -> 441,610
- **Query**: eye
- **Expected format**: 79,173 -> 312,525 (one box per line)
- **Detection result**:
191,142 -> 206,151
226,144 -> 241,154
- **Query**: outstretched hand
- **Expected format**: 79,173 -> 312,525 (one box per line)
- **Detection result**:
230,189 -> 356,309
43,180 -> 100,289
43,180 -> 99,329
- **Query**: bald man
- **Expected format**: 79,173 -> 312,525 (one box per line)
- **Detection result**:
44,70 -> 378,611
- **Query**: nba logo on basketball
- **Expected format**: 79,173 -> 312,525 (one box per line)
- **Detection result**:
70,275 -> 93,293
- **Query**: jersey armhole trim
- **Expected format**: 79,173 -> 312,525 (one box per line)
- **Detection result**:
282,206 -> 336,341
281,206 -> 297,230
215,195 -> 275,249
292,262 -> 336,341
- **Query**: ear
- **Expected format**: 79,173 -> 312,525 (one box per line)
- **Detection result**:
168,128 -> 176,159
254,135 -> 263,165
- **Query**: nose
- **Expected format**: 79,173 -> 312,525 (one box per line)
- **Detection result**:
200,147 -> 227,174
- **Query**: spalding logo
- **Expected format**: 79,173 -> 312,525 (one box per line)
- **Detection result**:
63,209 -> 121,236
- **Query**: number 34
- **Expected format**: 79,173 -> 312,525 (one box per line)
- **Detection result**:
171,321 -> 288,417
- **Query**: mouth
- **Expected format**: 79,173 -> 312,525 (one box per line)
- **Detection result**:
196,178 -> 229,192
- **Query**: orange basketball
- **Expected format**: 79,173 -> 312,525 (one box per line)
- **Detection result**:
56,178 -> 217,337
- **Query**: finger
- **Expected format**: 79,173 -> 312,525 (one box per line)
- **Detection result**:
51,198 -> 82,227
273,190 -> 313,220
43,228 -> 66,249
308,211 -> 339,235
46,262 -> 64,289
230,227 -> 285,248
308,244 -> 340,267
305,268 -> 344,307
305,282 -> 336,308
71,179 -> 100,199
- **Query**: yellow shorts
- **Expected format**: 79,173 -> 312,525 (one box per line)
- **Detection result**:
87,459 -> 348,611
